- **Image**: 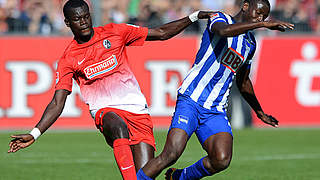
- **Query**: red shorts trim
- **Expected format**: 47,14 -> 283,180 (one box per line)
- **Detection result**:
94,107 -> 156,150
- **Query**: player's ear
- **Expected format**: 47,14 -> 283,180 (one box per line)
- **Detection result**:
242,2 -> 249,12
64,19 -> 70,27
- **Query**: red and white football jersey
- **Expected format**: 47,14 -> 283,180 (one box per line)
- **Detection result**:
55,23 -> 149,114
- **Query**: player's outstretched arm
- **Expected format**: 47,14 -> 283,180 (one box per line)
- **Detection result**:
262,19 -> 294,32
8,89 -> 70,153
211,20 -> 294,37
146,11 -> 214,41
236,66 -> 279,127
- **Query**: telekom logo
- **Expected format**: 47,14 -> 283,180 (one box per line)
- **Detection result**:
290,42 -> 320,106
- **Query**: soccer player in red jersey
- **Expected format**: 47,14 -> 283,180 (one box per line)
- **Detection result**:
7,0 -> 214,179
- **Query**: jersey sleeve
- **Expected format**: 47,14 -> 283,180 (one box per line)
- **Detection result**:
242,39 -> 256,70
246,49 -> 255,64
245,34 -> 257,65
208,12 -> 228,33
117,23 -> 148,46
55,57 -> 74,92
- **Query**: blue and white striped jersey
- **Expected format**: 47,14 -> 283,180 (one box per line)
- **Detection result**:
178,12 -> 256,112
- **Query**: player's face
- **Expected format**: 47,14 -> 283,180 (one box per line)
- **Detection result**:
245,1 -> 270,23
64,6 -> 93,39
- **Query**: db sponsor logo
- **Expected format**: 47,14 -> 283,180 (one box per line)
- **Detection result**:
221,48 -> 244,73
84,55 -> 118,79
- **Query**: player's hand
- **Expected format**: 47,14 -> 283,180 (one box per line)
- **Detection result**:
198,11 -> 217,19
8,134 -> 35,153
258,113 -> 279,127
263,19 -> 294,32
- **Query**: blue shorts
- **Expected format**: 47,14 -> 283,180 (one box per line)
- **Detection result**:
169,94 -> 233,145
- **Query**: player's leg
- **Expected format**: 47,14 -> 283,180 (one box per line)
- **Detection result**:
137,95 -> 199,179
96,109 -> 137,180
137,128 -> 189,179
131,142 -> 154,171
121,110 -> 156,171
202,132 -> 233,174
166,132 -> 232,180
198,110 -> 233,175
166,110 -> 233,179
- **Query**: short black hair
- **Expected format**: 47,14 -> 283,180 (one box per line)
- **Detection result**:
243,0 -> 271,9
63,0 -> 89,19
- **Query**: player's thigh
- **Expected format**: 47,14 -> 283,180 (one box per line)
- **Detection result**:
131,142 -> 154,170
169,95 -> 199,141
196,110 -> 233,145
161,128 -> 189,159
101,111 -> 129,139
91,108 -> 129,144
196,111 -> 233,159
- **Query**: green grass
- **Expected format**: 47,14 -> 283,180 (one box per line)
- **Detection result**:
1,128 -> 320,180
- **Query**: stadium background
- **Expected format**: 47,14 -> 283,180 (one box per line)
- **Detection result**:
1,0 -> 320,179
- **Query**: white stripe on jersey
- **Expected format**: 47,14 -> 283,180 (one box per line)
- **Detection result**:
243,42 -> 251,61
227,36 -> 233,48
211,18 -> 226,24
218,76 -> 234,108
225,14 -> 233,24
190,60 -> 220,101
225,14 -> 235,48
203,68 -> 232,109
236,35 -> 244,53
179,43 -> 213,94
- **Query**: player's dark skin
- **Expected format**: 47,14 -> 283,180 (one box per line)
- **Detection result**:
7,3 -> 214,172
141,0 -> 294,179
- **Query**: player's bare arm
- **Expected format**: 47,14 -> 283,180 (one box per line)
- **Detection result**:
8,89 -> 70,153
262,19 -> 294,31
146,11 -> 214,41
211,20 -> 294,37
236,66 -> 279,127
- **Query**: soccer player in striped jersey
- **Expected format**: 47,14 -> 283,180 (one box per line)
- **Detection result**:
137,0 -> 294,179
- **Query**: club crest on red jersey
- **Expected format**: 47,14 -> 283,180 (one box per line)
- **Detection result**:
103,39 -> 111,49
84,55 -> 118,79
221,48 -> 245,73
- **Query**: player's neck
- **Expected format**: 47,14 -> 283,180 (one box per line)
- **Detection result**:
75,30 -> 94,44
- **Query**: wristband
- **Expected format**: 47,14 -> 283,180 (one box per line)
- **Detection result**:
188,11 -> 200,22
29,128 -> 41,140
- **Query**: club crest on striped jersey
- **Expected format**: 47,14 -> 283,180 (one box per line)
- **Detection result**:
84,55 -> 118,79
178,115 -> 189,124
103,39 -> 111,49
221,48 -> 245,73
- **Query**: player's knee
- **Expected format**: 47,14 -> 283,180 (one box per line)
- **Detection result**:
208,153 -> 231,172
214,158 -> 231,172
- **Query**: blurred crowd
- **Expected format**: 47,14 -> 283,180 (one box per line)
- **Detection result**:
0,0 -> 318,35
